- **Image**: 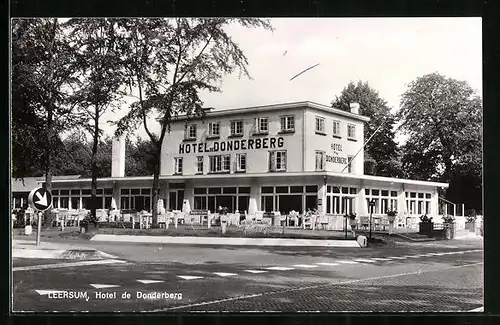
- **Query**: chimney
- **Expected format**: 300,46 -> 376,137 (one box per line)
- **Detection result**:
111,135 -> 126,177
350,103 -> 360,114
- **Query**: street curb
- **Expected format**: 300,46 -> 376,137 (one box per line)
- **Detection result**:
12,248 -> 117,260
392,233 -> 436,242
90,234 -> 361,247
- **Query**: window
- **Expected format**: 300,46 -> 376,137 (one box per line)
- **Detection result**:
230,120 -> 243,136
315,116 -> 325,134
332,120 -> 340,136
209,155 -> 231,173
315,151 -> 325,171
280,115 -> 295,132
326,186 -> 358,215
236,153 -> 246,172
366,188 -> 398,214
269,150 -> 287,172
254,117 -> 268,133
404,191 -> 432,215
208,122 -> 220,137
196,156 -> 204,173
347,124 -> 356,139
185,124 -> 197,139
174,157 -> 183,174
347,156 -> 354,173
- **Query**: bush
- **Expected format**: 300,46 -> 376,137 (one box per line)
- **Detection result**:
442,215 -> 455,223
419,215 -> 433,223
465,209 -> 477,223
344,213 -> 356,220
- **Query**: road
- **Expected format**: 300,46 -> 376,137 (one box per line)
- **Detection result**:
12,238 -> 483,312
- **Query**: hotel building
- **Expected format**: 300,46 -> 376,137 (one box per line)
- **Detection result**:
12,101 -> 450,227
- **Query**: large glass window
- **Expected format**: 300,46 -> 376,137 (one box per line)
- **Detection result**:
194,186 -> 249,212
366,188 -> 398,214
326,186 -> 357,215
405,191 -> 432,215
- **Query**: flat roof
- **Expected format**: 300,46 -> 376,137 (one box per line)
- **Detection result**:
172,101 -> 370,123
39,172 -> 448,188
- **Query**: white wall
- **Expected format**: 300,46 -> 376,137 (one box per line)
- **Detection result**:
304,107 -> 365,175
161,107 -> 305,175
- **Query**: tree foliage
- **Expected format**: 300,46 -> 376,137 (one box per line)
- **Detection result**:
398,72 -> 482,210
331,81 -> 402,177
125,137 -> 158,177
11,18 -> 83,226
114,18 -> 273,226
65,18 -> 127,220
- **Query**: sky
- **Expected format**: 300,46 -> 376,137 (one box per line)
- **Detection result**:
99,17 -> 482,144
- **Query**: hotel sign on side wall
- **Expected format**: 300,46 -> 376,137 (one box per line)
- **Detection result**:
179,136 -> 285,154
326,143 -> 348,164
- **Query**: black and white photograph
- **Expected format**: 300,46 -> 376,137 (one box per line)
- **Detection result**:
10,17 -> 483,313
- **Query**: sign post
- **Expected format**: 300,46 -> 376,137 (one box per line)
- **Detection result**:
36,211 -> 42,246
369,199 -> 376,239
28,188 -> 53,246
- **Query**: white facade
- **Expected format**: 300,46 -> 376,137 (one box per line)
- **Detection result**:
42,101 -> 448,226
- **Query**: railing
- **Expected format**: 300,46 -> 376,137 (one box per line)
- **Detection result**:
439,197 -> 465,217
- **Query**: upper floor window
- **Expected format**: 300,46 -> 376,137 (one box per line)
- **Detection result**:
315,116 -> 325,134
347,124 -> 356,140
280,115 -> 295,132
254,117 -> 268,134
230,120 -> 243,136
315,151 -> 325,171
347,156 -> 353,173
208,122 -> 220,137
209,155 -> 231,173
269,150 -> 287,172
174,157 -> 183,175
332,120 -> 340,137
185,124 -> 197,140
196,156 -> 204,174
236,153 -> 247,172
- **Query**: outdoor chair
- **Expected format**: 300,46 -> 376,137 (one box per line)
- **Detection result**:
255,211 -> 264,223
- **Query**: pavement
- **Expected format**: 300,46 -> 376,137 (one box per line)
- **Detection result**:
12,238 -> 119,260
11,234 -> 483,313
90,234 -> 362,247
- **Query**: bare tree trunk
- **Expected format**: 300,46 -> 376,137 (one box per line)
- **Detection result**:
90,105 -> 99,224
42,107 -> 54,229
151,146 -> 161,227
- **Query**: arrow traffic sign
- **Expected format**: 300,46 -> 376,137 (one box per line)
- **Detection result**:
28,188 -> 53,212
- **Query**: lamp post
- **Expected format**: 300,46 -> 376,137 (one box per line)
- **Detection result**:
369,199 -> 375,239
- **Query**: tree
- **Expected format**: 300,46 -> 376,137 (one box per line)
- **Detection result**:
398,72 -> 482,210
52,133 -> 112,178
66,18 -> 127,223
331,81 -> 402,177
126,137 -> 157,177
12,18 -> 82,227
115,18 -> 273,226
